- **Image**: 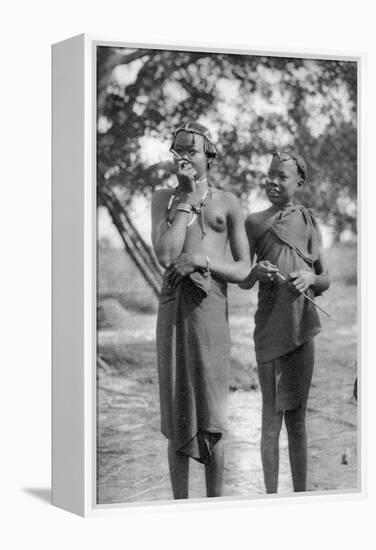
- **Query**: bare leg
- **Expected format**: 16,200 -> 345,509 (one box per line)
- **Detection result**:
284,340 -> 314,492
284,407 -> 308,492
204,439 -> 224,497
260,405 -> 283,493
168,440 -> 189,499
258,362 -> 283,493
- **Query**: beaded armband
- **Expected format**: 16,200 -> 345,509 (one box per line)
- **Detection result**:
176,203 -> 193,214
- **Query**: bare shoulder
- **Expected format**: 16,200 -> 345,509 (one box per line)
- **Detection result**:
245,208 -> 273,238
215,189 -> 242,212
245,210 -> 268,228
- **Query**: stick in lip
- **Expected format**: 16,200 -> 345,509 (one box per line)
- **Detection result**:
171,148 -> 200,182
171,148 -> 192,165
275,271 -> 333,319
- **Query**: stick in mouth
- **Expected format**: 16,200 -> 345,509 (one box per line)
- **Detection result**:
170,148 -> 193,165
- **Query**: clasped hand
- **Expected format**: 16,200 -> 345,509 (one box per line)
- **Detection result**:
288,270 -> 315,293
167,253 -> 199,288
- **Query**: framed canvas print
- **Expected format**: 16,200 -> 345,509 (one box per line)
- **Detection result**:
52,34 -> 362,516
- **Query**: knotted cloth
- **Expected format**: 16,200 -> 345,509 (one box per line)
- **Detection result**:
254,205 -> 322,410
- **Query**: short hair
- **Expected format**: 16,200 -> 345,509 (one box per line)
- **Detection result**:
170,121 -> 217,166
272,150 -> 307,181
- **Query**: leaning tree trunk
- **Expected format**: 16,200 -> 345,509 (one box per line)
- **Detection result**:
98,186 -> 164,298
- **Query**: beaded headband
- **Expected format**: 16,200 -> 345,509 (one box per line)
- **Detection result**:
272,150 -> 307,181
170,122 -> 217,162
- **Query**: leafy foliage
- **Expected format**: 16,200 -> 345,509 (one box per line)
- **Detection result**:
97,47 -> 357,236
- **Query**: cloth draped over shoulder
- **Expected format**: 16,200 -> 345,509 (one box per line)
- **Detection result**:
254,204 -> 322,365
156,270 -> 230,465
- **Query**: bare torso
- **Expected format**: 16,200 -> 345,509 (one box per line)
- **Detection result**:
152,179 -> 250,284
157,186 -> 234,260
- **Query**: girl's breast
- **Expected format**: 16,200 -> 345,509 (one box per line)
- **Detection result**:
207,213 -> 227,233
203,201 -> 228,233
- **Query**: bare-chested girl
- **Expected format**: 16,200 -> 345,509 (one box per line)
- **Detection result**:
151,121 -> 250,499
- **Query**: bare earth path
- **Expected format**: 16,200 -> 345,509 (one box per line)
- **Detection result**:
97,282 -> 357,504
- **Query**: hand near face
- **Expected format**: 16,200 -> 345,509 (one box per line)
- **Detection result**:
172,131 -> 207,191
288,270 -> 316,293
254,260 -> 279,283
176,161 -> 197,189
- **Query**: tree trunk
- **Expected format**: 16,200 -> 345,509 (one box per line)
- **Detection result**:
98,186 -> 163,298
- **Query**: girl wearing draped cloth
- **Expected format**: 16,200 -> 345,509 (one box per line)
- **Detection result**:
151,122 -> 250,499
240,150 -> 330,493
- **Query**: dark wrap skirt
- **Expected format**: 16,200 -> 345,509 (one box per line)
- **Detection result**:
156,270 -> 230,465
258,340 -> 315,412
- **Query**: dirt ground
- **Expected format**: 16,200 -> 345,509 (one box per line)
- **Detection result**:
96,275 -> 358,504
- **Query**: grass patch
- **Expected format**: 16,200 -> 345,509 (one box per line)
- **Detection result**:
116,292 -> 157,314
97,247 -> 158,323
97,242 -> 357,392
230,357 -> 259,392
325,242 -> 357,285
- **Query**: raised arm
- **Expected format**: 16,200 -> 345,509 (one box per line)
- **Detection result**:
151,189 -> 190,269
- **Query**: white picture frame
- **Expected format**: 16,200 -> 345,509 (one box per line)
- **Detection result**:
52,34 -> 364,517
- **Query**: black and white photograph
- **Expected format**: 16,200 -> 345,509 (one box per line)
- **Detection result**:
95,44 -> 358,505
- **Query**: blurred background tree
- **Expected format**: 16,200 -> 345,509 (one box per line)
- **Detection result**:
97,46 -> 357,242
96,51 -> 358,499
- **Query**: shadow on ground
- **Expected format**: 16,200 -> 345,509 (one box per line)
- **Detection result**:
96,277 -> 358,504
23,488 -> 51,504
